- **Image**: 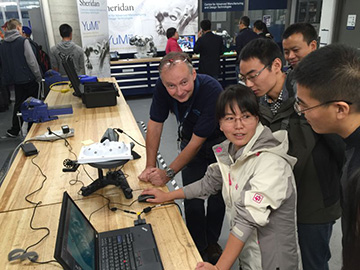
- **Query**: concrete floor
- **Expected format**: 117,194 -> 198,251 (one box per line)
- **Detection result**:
0,93 -> 343,269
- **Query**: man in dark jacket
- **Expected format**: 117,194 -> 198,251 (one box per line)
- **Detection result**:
235,16 -> 258,79
0,19 -> 42,137
294,44 -> 360,270
239,38 -> 344,270
138,52 -> 226,264
194,19 -> 224,79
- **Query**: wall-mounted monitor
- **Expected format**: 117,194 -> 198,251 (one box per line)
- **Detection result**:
178,35 -> 196,53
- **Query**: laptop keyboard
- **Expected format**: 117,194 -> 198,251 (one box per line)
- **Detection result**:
101,233 -> 136,270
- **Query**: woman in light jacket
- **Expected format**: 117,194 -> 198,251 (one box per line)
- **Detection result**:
142,84 -> 302,270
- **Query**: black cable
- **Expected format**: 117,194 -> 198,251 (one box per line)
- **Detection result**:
114,128 -> 146,148
95,192 -> 138,209
137,202 -> 183,219
88,193 -> 137,221
68,169 -> 85,187
19,155 -> 59,265
161,202 -> 183,216
25,154 -> 47,204
47,127 -> 76,157
24,202 -> 50,253
29,259 -> 59,265
10,134 -> 77,265
88,203 -> 108,221
82,165 -> 95,182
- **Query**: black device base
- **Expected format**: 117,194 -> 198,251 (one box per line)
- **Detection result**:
21,142 -> 38,156
80,169 -> 133,199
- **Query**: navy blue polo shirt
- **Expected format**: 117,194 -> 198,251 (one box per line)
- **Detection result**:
150,74 -> 223,140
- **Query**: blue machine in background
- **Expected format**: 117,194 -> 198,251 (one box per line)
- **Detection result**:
21,97 -> 73,123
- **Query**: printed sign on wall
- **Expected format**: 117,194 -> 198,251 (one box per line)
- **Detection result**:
77,0 -> 110,77
107,0 -> 198,53
202,0 -> 244,12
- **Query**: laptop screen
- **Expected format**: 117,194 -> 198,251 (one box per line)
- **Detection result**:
55,192 -> 97,270
178,35 -> 196,52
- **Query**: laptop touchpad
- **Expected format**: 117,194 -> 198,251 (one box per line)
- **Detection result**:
137,249 -> 158,266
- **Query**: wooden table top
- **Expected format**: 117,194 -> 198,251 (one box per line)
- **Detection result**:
0,78 -> 201,269
0,78 -> 150,212
0,195 -> 200,269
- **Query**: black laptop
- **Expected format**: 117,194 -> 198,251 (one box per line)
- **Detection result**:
54,192 -> 163,270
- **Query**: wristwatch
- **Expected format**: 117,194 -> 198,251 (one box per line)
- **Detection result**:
166,168 -> 175,179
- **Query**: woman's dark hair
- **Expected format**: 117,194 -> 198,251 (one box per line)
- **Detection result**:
166,27 -> 177,39
254,20 -> 266,32
253,20 -> 273,39
216,84 -> 260,121
343,168 -> 360,269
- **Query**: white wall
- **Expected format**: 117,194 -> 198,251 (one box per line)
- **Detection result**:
43,0 -> 82,48
319,0 -> 337,46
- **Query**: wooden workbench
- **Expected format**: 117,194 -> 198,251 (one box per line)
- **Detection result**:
0,78 -> 201,269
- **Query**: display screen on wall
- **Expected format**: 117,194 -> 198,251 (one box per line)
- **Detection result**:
249,0 -> 287,10
202,0 -> 244,12
108,0 -> 198,53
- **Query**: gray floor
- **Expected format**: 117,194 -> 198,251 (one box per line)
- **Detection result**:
0,94 -> 342,269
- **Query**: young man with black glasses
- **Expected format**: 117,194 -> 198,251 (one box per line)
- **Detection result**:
239,38 -> 344,270
294,44 -> 360,270
138,52 -> 226,264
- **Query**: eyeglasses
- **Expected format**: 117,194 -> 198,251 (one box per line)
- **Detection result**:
160,57 -> 189,70
221,114 -> 256,126
294,98 -> 353,116
238,65 -> 269,83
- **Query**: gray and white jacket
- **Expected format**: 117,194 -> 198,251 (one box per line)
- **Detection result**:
184,123 -> 302,270
50,40 -> 85,76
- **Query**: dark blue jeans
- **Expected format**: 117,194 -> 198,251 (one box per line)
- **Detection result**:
298,222 -> 334,270
181,138 -> 225,252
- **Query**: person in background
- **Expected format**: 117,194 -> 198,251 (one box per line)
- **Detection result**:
165,27 -> 182,54
0,19 -> 42,137
282,23 -> 335,270
138,52 -> 226,264
293,43 -> 360,270
21,26 -> 40,66
22,26 -> 51,76
235,16 -> 258,80
240,38 -> 344,270
50,23 -> 84,76
141,84 -> 301,270
253,20 -> 273,39
282,22 -> 318,102
0,21 -> 6,39
21,26 -> 32,38
0,21 -> 10,111
282,23 -> 317,69
194,19 -> 224,79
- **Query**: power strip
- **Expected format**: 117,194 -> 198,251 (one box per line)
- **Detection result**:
34,128 -> 75,141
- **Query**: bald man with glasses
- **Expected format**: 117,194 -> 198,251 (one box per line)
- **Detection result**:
239,38 -> 344,270
138,52 -> 226,264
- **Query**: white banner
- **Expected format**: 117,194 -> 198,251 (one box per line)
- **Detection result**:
107,0 -> 198,53
77,0 -> 110,77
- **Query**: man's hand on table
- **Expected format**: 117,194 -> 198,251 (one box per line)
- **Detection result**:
138,167 -> 169,186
